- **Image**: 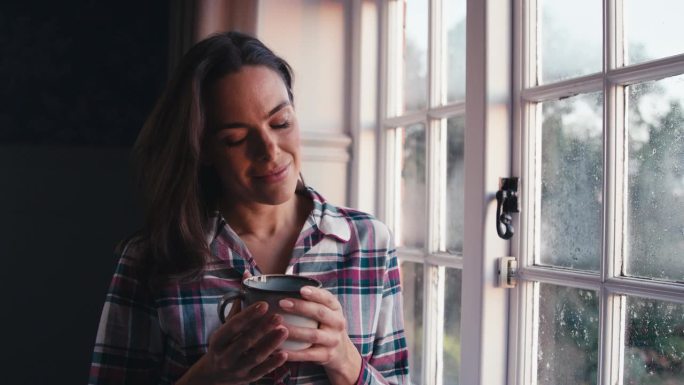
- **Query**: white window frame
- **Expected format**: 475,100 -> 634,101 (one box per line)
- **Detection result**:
349,0 -> 514,384
380,0 -> 468,384
511,0 -> 684,384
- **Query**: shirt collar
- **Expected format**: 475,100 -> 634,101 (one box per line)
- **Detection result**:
305,186 -> 351,243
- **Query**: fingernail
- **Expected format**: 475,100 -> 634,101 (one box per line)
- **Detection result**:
275,326 -> 288,338
271,314 -> 282,324
279,299 -> 294,309
301,287 -> 312,295
255,302 -> 267,312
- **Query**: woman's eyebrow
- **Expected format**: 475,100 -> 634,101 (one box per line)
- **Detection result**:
216,101 -> 292,131
266,101 -> 291,118
216,122 -> 249,131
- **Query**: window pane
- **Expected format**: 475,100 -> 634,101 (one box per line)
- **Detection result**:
537,284 -> 599,385
626,75 -> 684,281
625,0 -> 684,65
624,296 -> 684,384
539,93 -> 603,271
445,117 -> 464,254
403,0 -> 428,112
539,0 -> 601,84
399,123 -> 427,248
443,268 -> 462,385
400,261 -> 424,385
444,0 -> 466,102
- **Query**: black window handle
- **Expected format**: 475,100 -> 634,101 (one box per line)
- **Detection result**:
495,177 -> 520,240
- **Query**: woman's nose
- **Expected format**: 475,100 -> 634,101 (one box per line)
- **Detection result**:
251,129 -> 279,161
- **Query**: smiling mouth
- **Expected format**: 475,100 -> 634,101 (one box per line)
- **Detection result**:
254,162 -> 291,182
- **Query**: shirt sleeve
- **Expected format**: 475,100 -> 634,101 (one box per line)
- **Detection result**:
356,251 -> 410,385
88,242 -> 164,384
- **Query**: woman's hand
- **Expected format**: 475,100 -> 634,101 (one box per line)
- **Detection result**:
279,287 -> 362,385
177,300 -> 289,385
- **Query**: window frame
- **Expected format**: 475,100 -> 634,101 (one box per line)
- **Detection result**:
370,0 -> 514,384
380,0 -> 468,383
512,0 -> 684,384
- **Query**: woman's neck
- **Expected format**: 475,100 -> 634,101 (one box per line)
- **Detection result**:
220,193 -> 308,241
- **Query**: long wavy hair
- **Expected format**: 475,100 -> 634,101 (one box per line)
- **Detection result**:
133,31 -> 294,283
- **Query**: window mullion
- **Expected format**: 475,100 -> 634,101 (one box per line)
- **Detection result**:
428,117 -> 446,254
600,0 -> 623,384
428,0 -> 443,109
422,264 -> 445,385
386,1 -> 403,118
383,112 -> 427,129
385,128 -> 401,241
605,278 -> 684,305
600,291 -> 626,385
607,53 -> 684,85
377,0 -> 389,223
530,282 -> 541,385
424,114 -> 445,385
423,0 -> 444,384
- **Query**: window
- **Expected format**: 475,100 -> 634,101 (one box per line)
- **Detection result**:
368,0 -> 684,384
380,1 -> 466,384
514,1 -> 684,384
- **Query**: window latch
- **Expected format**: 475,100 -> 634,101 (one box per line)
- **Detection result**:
495,177 -> 520,240
498,256 -> 518,288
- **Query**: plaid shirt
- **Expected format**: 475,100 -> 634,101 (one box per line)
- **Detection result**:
89,187 -> 409,384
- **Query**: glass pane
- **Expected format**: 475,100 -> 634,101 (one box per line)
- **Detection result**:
539,93 -> 603,271
443,268 -> 462,385
537,284 -> 599,385
625,296 -> 684,384
445,117 -> 464,254
626,75 -> 684,281
403,0 -> 428,112
625,0 -> 684,65
539,0 -> 602,84
400,261 -> 424,385
444,0 -> 466,102
400,123 -> 426,248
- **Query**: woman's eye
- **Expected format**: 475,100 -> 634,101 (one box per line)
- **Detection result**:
272,121 -> 290,129
221,136 -> 247,146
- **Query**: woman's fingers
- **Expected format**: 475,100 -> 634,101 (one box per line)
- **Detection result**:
217,312 -> 285,359
278,298 -> 345,330
210,301 -> 268,350
245,351 -> 289,381
234,324 -> 289,367
285,323 -> 337,347
299,286 -> 342,311
276,287 -> 359,372
284,345 -> 331,363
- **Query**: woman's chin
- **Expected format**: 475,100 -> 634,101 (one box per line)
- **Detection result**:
250,180 -> 299,206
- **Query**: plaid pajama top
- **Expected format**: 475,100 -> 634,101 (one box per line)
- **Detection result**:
89,187 -> 410,384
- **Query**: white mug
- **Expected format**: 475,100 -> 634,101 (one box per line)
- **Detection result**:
217,274 -> 322,351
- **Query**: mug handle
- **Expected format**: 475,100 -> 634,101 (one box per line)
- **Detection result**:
217,288 -> 244,323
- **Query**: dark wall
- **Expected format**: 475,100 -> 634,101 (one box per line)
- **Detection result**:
0,2 -> 168,384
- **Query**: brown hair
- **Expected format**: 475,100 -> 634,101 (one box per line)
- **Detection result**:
133,31 -> 294,282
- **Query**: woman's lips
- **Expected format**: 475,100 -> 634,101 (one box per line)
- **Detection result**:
253,162 -> 290,183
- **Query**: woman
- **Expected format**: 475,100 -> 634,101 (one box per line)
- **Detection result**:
89,31 -> 409,385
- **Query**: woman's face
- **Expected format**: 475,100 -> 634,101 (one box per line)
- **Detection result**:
204,65 -> 301,207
